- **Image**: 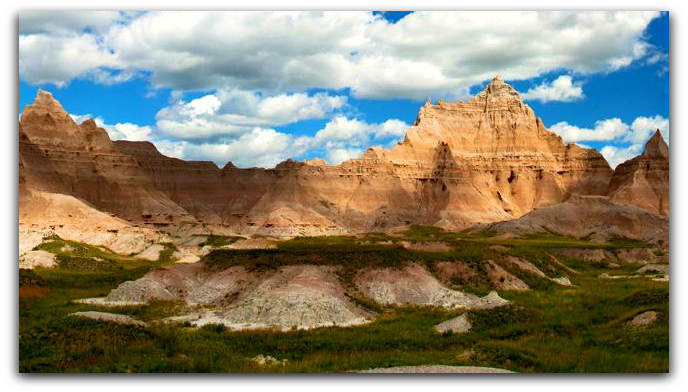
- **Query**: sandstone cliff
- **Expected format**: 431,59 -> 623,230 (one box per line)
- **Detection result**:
607,130 -> 669,215
19,78 -> 651,241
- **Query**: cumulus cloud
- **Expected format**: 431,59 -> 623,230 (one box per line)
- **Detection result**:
70,114 -> 153,141
626,115 -> 670,144
19,34 -> 119,86
20,11 -> 667,168
155,90 -> 347,140
312,116 -> 372,147
374,119 -> 409,139
19,11 -> 662,98
600,144 -> 644,168
548,115 -> 669,168
100,87 -> 402,168
310,116 -> 409,163
521,75 -> 584,102
108,123 -> 154,141
149,114 -> 408,167
550,118 -> 629,143
153,128 -> 311,168
19,11 -> 128,34
327,148 -> 364,164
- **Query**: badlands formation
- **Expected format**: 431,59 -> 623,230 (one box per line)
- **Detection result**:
18,76 -> 670,332
19,76 -> 669,253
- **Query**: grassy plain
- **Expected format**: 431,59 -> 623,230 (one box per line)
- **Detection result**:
19,228 -> 668,373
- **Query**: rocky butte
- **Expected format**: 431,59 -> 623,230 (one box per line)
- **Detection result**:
19,76 -> 669,251
608,129 -> 670,216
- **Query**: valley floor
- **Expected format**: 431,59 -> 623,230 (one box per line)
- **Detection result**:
19,229 -> 669,373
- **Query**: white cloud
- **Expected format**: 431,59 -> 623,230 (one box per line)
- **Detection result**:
152,139 -> 186,160
156,90 -> 347,140
152,128 -> 310,168
312,116 -> 372,147
327,148 -> 363,164
600,144 -> 644,168
254,93 -> 347,124
549,115 -> 669,168
19,11 -> 662,99
19,11 -> 127,34
151,114 -> 409,167
550,118 -> 629,143
312,116 -> 408,146
19,33 -> 119,86
375,119 -> 409,139
521,75 -> 584,102
70,114 -> 153,141
69,113 -> 95,124
310,116 -> 409,164
182,95 -> 222,117
87,69 -> 139,85
626,115 -> 670,145
109,123 -> 153,141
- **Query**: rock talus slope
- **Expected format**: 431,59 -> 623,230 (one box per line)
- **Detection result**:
489,194 -> 669,246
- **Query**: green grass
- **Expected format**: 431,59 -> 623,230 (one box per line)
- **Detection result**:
19,268 -> 49,287
36,236 -> 132,262
19,233 -> 669,373
199,235 -> 243,248
606,234 -> 653,248
204,246 -> 413,272
158,242 -> 179,263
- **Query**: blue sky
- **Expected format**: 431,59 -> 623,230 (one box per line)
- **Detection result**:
19,11 -> 669,168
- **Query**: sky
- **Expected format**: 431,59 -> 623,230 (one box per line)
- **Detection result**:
18,11 -> 669,168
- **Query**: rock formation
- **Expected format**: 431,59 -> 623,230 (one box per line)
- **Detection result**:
488,194 -> 669,246
608,130 -> 669,215
19,77 -> 625,242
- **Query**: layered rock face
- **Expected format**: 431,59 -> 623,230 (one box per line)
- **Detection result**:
19,78 -> 624,237
361,76 -> 613,227
608,130 -> 669,215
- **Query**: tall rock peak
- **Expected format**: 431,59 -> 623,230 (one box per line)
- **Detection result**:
30,90 -> 67,114
642,129 -> 669,158
20,87 -> 619,235
475,75 -> 523,105
608,129 -> 669,215
20,90 -> 113,151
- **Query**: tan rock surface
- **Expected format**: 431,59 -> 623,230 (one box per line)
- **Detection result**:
608,130 -> 669,215
505,256 -> 549,279
95,261 -> 513,330
485,260 -> 530,291
19,189 -> 163,255
135,244 -> 166,261
489,195 -> 669,247
636,264 -> 669,275
19,78 -> 620,238
434,261 -> 477,286
615,248 -> 658,264
70,311 -> 147,327
627,311 -> 660,327
19,228 -> 45,256
434,313 -> 472,333
19,250 -> 57,269
195,265 -> 370,331
354,264 -> 508,309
